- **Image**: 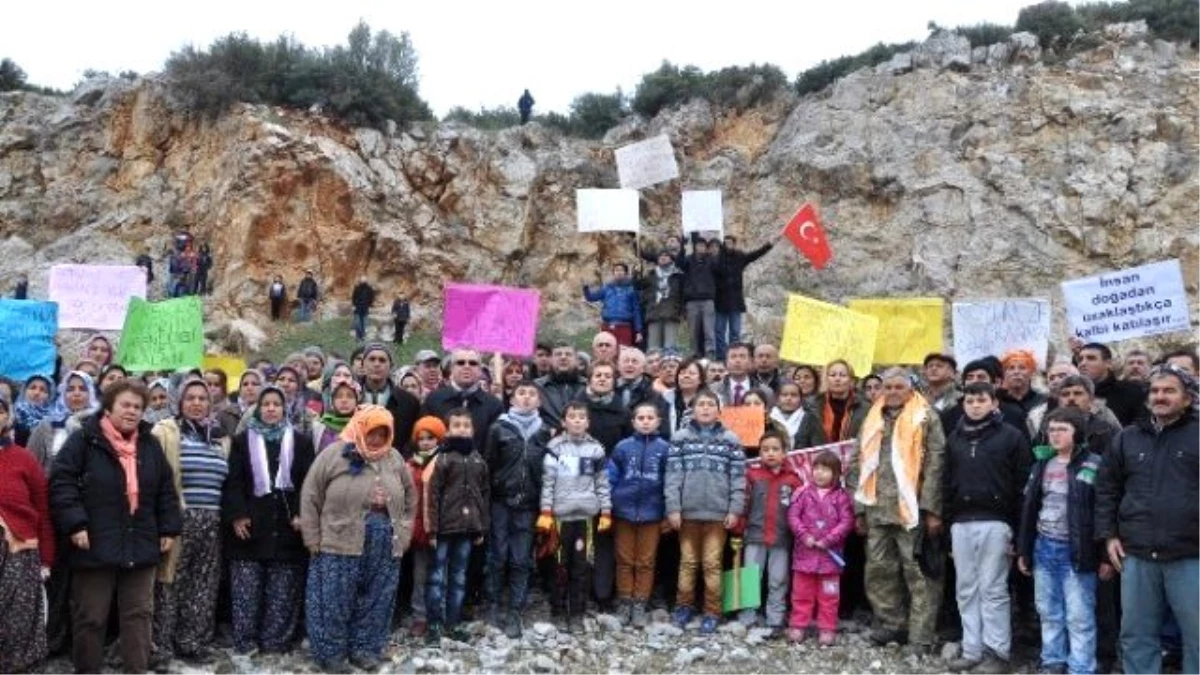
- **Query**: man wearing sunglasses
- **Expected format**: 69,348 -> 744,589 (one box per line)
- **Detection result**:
423,347 -> 504,450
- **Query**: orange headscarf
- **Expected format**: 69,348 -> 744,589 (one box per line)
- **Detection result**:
1001,349 -> 1037,372
339,405 -> 395,462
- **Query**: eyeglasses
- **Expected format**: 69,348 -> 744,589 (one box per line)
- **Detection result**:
455,360 -> 480,367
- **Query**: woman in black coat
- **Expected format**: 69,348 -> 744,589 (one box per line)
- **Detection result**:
49,380 -> 182,674
221,385 -> 315,654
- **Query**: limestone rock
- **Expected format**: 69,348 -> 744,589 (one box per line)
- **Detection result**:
0,28 -> 1194,358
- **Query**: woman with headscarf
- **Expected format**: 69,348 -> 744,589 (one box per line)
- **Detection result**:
144,379 -> 173,425
14,374 -> 56,447
149,378 -> 230,667
204,368 -> 232,421
83,335 -> 114,368
0,395 -> 56,673
73,359 -> 100,379
220,370 -> 264,438
396,369 -> 423,402
273,365 -> 315,431
300,405 -> 415,671
26,370 -> 101,656
49,380 -> 181,673
311,380 -> 361,452
221,386 -> 315,655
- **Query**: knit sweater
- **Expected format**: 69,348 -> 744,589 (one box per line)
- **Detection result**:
0,444 -> 56,566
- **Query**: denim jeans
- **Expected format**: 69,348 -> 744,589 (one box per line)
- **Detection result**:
298,299 -> 315,322
487,503 -> 535,611
1033,536 -> 1097,674
426,535 -> 473,626
353,312 -> 367,341
713,312 -> 742,360
1120,554 -> 1199,675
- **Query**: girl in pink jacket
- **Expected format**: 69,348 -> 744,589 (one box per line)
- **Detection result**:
787,450 -> 855,645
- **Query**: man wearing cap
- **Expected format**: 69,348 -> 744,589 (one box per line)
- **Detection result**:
422,347 -> 503,450
414,350 -> 443,399
297,270 -> 319,323
1096,365 -> 1199,675
921,353 -> 960,413
359,343 -> 420,443
999,349 -> 1048,415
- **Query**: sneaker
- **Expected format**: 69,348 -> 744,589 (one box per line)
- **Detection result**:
699,615 -> 719,635
350,654 -> 382,671
448,626 -> 471,643
818,631 -> 837,647
630,603 -> 649,628
869,627 -> 907,646
504,611 -> 523,639
787,628 -> 806,643
947,656 -> 982,672
672,606 -> 694,629
410,620 -> 428,638
1037,663 -> 1067,675
970,654 -> 1010,674
619,599 -> 635,625
315,658 -> 348,673
425,623 -> 443,646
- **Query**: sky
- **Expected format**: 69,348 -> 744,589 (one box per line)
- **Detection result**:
3,1 -> 1056,117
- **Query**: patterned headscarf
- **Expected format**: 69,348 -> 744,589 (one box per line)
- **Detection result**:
14,374 -> 56,430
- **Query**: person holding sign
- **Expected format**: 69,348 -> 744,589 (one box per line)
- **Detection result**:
851,368 -> 946,655
676,236 -> 720,359
713,236 -> 774,361
637,251 -> 684,352
583,264 -> 643,348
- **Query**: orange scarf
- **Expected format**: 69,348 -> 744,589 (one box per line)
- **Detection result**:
854,394 -> 929,530
100,415 -> 140,515
821,392 -> 855,442
339,405 -> 395,462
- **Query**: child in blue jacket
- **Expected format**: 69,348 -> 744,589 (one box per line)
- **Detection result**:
606,402 -> 670,627
583,263 -> 643,345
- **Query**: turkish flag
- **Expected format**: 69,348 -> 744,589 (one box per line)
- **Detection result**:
782,202 -> 832,270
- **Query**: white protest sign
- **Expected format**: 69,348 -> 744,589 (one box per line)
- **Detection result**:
1061,259 -> 1191,343
952,298 -> 1052,368
49,264 -> 148,330
576,189 -> 640,233
615,134 -> 680,190
681,190 -> 723,237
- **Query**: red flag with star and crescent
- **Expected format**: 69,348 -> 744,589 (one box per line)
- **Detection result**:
782,202 -> 832,270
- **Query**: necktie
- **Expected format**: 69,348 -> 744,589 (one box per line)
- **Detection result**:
734,382 -> 744,405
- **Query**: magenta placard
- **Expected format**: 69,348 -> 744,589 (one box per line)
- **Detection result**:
442,283 -> 540,357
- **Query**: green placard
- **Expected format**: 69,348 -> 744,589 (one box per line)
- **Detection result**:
721,564 -> 762,613
115,296 -> 204,372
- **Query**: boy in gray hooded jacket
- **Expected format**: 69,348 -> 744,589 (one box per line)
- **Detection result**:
538,402 -> 613,631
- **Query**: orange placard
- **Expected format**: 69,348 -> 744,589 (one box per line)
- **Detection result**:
720,407 -> 766,448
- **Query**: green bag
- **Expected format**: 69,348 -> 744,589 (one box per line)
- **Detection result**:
721,538 -> 762,613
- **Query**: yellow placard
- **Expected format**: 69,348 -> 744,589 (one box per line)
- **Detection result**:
202,354 -> 247,393
847,298 -> 944,365
780,294 -> 878,376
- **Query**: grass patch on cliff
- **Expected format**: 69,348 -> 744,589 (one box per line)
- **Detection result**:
255,318 -> 608,365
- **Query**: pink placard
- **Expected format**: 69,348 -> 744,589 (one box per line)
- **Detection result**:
442,283 -> 540,357
748,440 -> 856,486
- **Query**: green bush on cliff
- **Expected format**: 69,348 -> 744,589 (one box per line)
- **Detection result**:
631,62 -> 788,118
164,22 -> 432,129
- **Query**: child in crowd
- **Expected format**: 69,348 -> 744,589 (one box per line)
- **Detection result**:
405,416 -> 445,638
539,402 -> 612,633
741,389 -> 790,458
769,381 -> 806,441
665,389 -> 746,635
484,381 -> 553,639
787,450 -> 854,646
740,430 -> 803,636
425,410 -> 489,644
607,402 -> 670,627
1017,407 -> 1107,675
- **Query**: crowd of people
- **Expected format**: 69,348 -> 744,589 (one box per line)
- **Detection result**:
0,255 -> 1197,675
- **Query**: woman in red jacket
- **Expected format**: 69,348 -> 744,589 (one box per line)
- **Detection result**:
0,395 -> 56,672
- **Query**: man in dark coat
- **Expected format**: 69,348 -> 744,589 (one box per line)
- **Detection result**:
351,276 -> 376,342
391,297 -> 411,345
296,271 -> 319,322
518,90 -> 535,125
713,236 -> 774,360
1077,343 -> 1147,427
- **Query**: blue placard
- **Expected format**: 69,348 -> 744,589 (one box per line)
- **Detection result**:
0,300 -> 59,382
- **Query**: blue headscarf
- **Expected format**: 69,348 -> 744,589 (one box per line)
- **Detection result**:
49,371 -> 100,425
14,375 -> 56,430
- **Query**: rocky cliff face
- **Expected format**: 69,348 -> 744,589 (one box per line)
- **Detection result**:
0,25 -> 1196,357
